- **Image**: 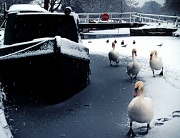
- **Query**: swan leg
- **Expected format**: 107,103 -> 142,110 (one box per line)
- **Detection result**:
109,60 -> 112,66
127,122 -> 136,137
129,74 -> 133,80
134,74 -> 137,80
146,123 -> 150,133
159,67 -> 163,76
152,70 -> 155,77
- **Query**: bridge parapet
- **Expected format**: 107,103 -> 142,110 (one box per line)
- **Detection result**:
135,13 -> 180,27
78,12 -> 137,23
78,12 -> 180,27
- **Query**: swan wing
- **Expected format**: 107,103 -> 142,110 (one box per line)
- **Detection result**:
133,61 -> 141,74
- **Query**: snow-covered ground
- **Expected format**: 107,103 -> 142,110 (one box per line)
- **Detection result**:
82,32 -> 180,137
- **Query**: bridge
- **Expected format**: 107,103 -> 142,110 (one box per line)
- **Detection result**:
78,12 -> 180,30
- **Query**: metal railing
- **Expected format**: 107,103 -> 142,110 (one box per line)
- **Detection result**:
78,12 -> 137,23
78,12 -> 180,27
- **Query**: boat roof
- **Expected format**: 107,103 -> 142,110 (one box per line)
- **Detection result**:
8,4 -> 49,13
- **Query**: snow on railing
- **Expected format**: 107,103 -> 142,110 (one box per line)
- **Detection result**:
78,12 -> 137,23
78,12 -> 180,27
135,13 -> 180,27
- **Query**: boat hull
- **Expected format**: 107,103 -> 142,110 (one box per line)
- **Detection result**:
0,40 -> 90,104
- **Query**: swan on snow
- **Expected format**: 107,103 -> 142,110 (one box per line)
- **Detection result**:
127,81 -> 154,137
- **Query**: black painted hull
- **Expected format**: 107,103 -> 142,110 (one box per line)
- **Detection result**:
0,39 -> 90,103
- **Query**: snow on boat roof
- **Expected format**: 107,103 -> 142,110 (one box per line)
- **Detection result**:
8,4 -> 49,13
55,36 -> 89,60
0,37 -> 89,60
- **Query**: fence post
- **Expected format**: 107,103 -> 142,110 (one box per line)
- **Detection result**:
158,16 -> 161,25
133,14 -> 135,22
86,14 -> 89,23
139,14 -> 141,22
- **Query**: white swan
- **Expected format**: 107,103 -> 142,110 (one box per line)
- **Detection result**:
149,50 -> 163,77
108,42 -> 120,66
127,48 -> 141,79
127,81 -> 154,137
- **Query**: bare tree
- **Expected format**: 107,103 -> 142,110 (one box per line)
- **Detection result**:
141,1 -> 161,14
126,0 -> 139,12
50,0 -> 62,12
31,0 -> 62,12
163,0 -> 180,15
44,0 -> 49,10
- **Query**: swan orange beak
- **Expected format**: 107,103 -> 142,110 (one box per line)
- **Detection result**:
134,88 -> 138,97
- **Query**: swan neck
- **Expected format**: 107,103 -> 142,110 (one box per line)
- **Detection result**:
132,52 -> 134,59
140,86 -> 145,97
154,51 -> 158,57
132,52 -> 137,62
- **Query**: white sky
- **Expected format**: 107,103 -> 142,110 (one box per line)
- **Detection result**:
137,0 -> 165,7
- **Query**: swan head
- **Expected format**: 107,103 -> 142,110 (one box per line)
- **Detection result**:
133,40 -> 136,44
132,48 -> 137,56
134,81 -> 144,97
112,42 -> 115,49
150,50 -> 157,60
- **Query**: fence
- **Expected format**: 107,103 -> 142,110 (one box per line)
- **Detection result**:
78,12 -> 180,27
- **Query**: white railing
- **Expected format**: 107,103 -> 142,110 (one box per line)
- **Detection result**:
78,12 -> 137,23
78,12 -> 180,27
136,13 -> 180,26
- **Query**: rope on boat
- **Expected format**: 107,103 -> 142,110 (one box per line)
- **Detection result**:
0,38 -> 55,59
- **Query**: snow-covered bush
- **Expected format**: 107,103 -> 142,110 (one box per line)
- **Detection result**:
0,82 -> 6,110
173,28 -> 180,37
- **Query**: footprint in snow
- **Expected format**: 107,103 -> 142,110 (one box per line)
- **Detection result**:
172,110 -> 180,118
155,118 -> 171,126
155,110 -> 180,126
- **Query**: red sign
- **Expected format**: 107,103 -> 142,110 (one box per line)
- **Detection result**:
101,13 -> 109,21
